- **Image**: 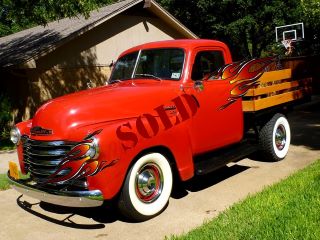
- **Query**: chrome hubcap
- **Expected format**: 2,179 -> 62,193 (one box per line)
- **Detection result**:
135,163 -> 163,203
275,124 -> 286,150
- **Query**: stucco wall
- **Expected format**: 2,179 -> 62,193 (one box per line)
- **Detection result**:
36,14 -> 183,69
1,67 -> 110,121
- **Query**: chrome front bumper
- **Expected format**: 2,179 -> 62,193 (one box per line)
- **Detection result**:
7,172 -> 104,208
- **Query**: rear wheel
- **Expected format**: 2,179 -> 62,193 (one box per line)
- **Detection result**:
118,153 -> 173,221
259,113 -> 291,161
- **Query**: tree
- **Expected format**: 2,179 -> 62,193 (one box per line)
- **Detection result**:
159,0 -> 317,59
0,0 -> 116,37
1,0 -> 318,57
299,0 -> 320,54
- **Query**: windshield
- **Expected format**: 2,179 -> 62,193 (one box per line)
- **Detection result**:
109,51 -> 139,81
109,48 -> 184,82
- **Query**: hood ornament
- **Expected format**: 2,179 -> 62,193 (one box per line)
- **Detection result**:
30,126 -> 53,136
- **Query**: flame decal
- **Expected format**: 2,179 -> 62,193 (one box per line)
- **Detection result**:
43,130 -> 117,185
210,57 -> 275,110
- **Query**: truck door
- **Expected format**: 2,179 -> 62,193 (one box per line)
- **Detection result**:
187,48 -> 244,154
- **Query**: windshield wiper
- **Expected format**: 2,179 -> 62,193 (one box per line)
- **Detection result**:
134,73 -> 162,81
109,79 -> 123,84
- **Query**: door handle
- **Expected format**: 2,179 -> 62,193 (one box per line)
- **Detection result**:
164,105 -> 176,111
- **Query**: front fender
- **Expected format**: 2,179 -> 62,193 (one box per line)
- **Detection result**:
86,118 -> 194,200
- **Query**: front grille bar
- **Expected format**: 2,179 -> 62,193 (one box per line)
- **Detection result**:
25,158 -> 62,167
23,138 -> 77,147
25,149 -> 69,157
21,136 -> 88,190
29,166 -> 70,177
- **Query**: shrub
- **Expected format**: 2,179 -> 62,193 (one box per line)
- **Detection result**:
0,94 -> 12,140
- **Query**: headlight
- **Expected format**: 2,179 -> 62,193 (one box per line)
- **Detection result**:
87,136 -> 100,159
67,136 -> 100,161
10,127 -> 21,145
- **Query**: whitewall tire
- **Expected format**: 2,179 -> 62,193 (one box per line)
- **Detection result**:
259,113 -> 291,161
118,153 -> 173,221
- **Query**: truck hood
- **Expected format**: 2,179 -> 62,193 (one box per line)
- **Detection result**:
31,81 -> 180,140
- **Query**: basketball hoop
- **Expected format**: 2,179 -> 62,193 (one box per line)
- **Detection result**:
275,23 -> 304,56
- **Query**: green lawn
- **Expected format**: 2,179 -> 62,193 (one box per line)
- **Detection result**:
0,172 -> 30,191
0,173 -> 10,190
168,160 -> 320,240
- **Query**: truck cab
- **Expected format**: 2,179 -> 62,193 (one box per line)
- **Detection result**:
110,40 -> 243,154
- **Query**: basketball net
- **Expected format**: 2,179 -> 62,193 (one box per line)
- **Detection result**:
281,39 -> 292,49
281,39 -> 293,55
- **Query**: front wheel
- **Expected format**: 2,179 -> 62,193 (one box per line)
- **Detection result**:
259,113 -> 291,161
118,153 -> 173,221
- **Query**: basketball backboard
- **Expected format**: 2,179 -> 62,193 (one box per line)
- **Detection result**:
275,23 -> 304,42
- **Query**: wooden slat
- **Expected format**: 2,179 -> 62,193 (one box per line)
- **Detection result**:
242,87 -> 311,112
246,77 -> 312,97
246,80 -> 300,96
242,100 -> 255,112
258,69 -> 292,84
254,88 -> 310,110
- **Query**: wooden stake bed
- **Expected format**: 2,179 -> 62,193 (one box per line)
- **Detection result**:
242,69 -> 312,112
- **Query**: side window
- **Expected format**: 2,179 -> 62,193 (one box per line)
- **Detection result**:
191,50 -> 225,81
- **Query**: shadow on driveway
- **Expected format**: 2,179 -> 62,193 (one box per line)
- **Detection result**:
16,163 -> 250,228
289,97 -> 320,150
16,194 -> 135,228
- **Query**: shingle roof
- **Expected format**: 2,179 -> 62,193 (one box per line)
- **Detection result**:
0,0 -> 142,67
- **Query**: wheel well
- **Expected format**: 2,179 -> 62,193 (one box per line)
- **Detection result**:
115,146 -> 180,203
245,108 -> 289,133
130,146 -> 180,182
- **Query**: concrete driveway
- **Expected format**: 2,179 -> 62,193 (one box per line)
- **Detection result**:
0,98 -> 319,240
0,150 -> 18,174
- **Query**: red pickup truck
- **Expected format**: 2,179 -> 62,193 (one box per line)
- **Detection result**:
8,39 -> 311,221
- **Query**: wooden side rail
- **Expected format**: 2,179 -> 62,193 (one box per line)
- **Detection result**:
242,69 -> 312,112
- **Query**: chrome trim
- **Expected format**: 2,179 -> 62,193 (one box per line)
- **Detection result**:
30,126 -> 53,136
25,158 -> 61,167
135,163 -> 164,203
164,105 -> 177,111
22,137 -> 77,147
10,127 -> 21,145
25,149 -> 69,157
28,167 -> 70,177
275,124 -> 287,150
131,49 -> 142,78
22,137 -> 78,180
88,136 -> 100,160
7,172 -> 104,208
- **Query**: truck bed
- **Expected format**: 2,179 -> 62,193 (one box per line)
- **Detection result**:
242,69 -> 312,112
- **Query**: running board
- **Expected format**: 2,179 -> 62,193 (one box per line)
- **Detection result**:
194,141 -> 258,175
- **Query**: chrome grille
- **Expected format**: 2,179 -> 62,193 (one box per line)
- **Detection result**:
22,136 -> 87,189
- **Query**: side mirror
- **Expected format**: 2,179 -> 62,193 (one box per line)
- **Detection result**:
194,80 -> 204,92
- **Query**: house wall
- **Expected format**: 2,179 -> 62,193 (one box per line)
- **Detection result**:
12,10 -> 189,120
37,14 -> 184,69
